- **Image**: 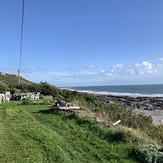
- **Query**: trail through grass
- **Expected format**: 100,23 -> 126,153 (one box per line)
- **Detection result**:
0,102 -> 137,162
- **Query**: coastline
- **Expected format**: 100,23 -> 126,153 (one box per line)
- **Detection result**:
71,84 -> 163,98
95,94 -> 163,110
95,94 -> 163,125
70,86 -> 163,125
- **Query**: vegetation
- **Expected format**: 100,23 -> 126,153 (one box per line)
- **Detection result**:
0,101 -> 137,162
0,72 -> 33,85
0,72 -> 163,162
0,81 -> 9,93
136,145 -> 163,163
0,99 -> 162,162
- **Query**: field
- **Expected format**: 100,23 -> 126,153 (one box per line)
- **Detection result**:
0,101 -> 138,163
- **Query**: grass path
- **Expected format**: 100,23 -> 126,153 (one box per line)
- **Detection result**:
0,102 -> 137,163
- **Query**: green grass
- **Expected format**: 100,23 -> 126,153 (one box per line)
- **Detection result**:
0,101 -> 138,163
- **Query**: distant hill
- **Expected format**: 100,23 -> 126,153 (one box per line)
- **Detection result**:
0,72 -> 34,85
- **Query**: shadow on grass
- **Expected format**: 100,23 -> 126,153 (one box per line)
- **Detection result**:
37,109 -> 52,114
34,109 -> 57,114
35,109 -> 74,115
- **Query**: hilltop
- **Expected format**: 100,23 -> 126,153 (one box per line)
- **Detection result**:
0,72 -> 34,85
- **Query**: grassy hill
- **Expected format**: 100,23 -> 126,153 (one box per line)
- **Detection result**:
0,72 -> 34,85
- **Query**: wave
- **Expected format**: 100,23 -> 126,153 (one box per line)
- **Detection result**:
70,89 -> 163,97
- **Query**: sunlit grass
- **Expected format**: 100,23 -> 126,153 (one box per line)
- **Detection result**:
0,101 -> 137,162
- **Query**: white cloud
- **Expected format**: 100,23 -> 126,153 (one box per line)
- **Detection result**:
106,72 -> 113,76
134,61 -> 155,74
127,69 -> 135,74
101,70 -> 105,73
22,67 -> 42,73
80,71 -> 97,75
84,64 -> 96,69
135,63 -> 141,68
158,57 -> 163,61
97,64 -> 124,78
100,69 -> 113,76
110,69 -> 115,73
102,63 -> 124,76
135,61 -> 152,69
113,64 -> 123,69
142,61 -> 152,69
8,59 -> 163,87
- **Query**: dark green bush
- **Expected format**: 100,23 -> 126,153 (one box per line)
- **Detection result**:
22,99 -> 33,105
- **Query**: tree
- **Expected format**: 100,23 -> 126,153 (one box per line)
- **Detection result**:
39,81 -> 53,95
0,81 -> 9,93
39,81 -> 59,96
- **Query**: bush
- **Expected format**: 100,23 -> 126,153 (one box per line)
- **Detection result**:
39,81 -> 58,96
135,144 -> 163,163
0,81 -> 9,93
42,99 -> 53,105
22,99 -> 33,105
41,95 -> 54,101
115,126 -> 155,145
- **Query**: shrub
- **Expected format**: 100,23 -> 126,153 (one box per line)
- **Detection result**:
22,99 -> 33,105
39,81 -> 58,96
0,81 -> 9,93
115,126 -> 155,145
42,99 -> 53,105
41,95 -> 54,101
135,144 -> 163,163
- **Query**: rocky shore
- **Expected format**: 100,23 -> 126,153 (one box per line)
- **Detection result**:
96,94 -> 163,125
96,94 -> 163,111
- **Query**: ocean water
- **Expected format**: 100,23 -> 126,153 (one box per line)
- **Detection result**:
70,84 -> 163,97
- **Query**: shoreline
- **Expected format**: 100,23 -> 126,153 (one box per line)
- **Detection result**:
70,88 -> 163,98
95,94 -> 163,125
71,89 -> 163,125
95,94 -> 163,110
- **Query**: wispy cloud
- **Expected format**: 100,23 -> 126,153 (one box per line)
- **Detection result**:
2,58 -> 163,86
84,64 -> 96,69
158,57 -> 163,61
100,63 -> 123,77
126,61 -> 159,75
22,67 -> 44,73
135,61 -> 153,74
113,64 -> 123,69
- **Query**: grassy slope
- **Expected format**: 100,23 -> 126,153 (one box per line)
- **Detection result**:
0,101 -> 137,163
0,72 -> 33,85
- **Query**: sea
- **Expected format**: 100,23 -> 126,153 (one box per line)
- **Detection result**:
69,84 -> 163,97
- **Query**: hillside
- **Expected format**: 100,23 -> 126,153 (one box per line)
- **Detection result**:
0,72 -> 34,85
0,101 -> 137,163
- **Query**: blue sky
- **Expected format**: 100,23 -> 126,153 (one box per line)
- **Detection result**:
0,0 -> 163,87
